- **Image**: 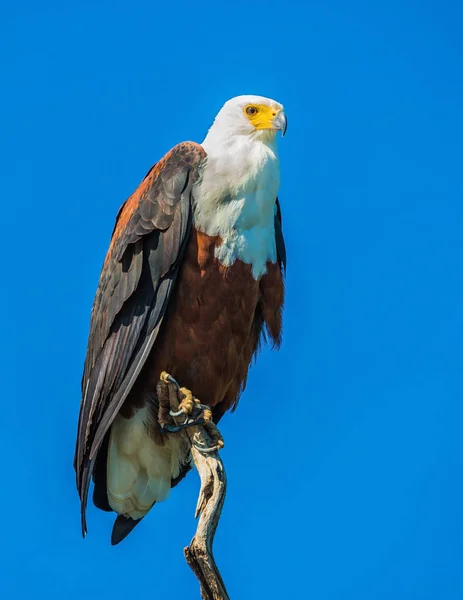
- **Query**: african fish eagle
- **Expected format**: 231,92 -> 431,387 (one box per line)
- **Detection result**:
74,95 -> 287,544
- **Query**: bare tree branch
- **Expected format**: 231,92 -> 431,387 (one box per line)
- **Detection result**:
157,374 -> 230,600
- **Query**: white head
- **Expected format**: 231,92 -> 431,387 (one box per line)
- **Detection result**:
203,95 -> 287,146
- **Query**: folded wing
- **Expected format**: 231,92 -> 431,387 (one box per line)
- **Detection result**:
74,142 -> 206,535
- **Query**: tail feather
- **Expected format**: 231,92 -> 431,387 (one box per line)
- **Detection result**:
111,514 -> 144,545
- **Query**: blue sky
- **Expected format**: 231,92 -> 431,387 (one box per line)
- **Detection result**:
3,0 -> 463,597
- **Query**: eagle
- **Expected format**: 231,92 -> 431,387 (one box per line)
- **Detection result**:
74,95 -> 287,545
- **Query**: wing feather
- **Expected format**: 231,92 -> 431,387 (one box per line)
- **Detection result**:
74,142 -> 206,535
275,197 -> 286,272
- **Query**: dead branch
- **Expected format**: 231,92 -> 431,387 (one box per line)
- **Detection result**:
157,373 -> 230,600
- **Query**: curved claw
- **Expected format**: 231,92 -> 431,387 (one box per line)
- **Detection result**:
160,423 -> 187,434
169,408 -> 186,417
193,443 -> 222,454
160,416 -> 206,434
160,371 -> 179,388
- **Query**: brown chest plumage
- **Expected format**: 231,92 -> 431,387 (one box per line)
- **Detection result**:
126,227 -> 284,418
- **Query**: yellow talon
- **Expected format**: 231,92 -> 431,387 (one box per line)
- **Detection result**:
178,388 -> 195,415
202,409 -> 212,423
158,372 -> 223,449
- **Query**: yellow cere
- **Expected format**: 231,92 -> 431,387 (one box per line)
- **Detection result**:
243,104 -> 281,130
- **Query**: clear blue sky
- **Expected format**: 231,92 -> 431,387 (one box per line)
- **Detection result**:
3,0 -> 463,598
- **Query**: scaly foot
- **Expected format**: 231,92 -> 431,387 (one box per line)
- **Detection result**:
158,372 -> 223,453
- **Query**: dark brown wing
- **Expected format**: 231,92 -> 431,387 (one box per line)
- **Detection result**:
74,141 -> 206,535
275,197 -> 286,272
252,197 -> 286,356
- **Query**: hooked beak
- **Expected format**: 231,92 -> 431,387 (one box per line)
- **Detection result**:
273,110 -> 287,137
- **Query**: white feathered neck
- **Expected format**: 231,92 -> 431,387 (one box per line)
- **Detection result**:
193,121 -> 280,279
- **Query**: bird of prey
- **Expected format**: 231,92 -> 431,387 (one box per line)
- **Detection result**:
74,95 -> 287,545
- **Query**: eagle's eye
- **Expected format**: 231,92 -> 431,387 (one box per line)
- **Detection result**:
245,106 -> 259,116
